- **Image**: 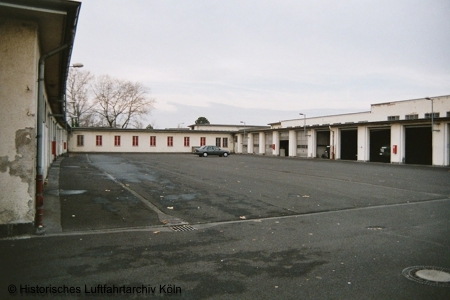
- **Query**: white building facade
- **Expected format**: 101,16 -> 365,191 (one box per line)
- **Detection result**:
69,128 -> 236,153
69,96 -> 450,167
242,96 -> 450,166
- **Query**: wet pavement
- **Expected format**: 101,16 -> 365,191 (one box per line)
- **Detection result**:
1,153 -> 449,299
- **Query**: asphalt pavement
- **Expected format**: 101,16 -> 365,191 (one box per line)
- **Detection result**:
1,153 -> 449,299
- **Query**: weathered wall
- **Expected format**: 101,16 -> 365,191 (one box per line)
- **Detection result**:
0,19 -> 38,228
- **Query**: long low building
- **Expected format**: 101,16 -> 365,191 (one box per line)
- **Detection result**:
69,95 -> 450,166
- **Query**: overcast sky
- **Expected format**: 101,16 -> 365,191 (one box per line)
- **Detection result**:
71,0 -> 450,128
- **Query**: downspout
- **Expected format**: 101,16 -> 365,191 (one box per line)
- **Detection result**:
36,43 -> 69,233
329,126 -> 335,160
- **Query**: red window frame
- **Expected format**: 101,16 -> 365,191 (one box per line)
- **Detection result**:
200,137 -> 206,146
150,136 -> 156,146
167,136 -> 173,147
77,135 -> 84,146
132,136 -> 139,146
114,135 -> 121,146
184,137 -> 190,147
96,135 -> 102,146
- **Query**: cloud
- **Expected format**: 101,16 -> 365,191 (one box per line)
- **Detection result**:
72,0 -> 450,128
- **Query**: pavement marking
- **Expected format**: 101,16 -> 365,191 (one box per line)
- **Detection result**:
85,154 -> 188,226
3,197 -> 449,240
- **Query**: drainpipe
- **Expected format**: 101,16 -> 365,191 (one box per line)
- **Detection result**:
36,43 -> 69,233
329,126 -> 335,160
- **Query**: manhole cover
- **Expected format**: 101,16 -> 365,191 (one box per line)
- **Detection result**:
169,225 -> 196,232
402,266 -> 450,287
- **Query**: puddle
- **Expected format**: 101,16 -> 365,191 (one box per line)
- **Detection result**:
94,197 -> 119,213
60,190 -> 87,195
163,194 -> 198,201
46,190 -> 87,196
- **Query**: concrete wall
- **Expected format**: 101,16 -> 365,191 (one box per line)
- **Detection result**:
0,19 -> 39,229
0,18 -> 70,234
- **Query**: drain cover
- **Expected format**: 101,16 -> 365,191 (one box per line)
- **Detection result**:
402,266 -> 450,287
169,225 -> 196,232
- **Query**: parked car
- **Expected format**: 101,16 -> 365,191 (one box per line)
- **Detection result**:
194,145 -> 230,157
379,145 -> 390,156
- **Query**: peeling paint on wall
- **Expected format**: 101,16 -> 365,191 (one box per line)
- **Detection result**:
0,129 -> 35,180
0,128 -> 36,224
0,156 -> 8,172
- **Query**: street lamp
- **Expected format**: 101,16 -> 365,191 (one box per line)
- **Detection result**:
299,113 -> 306,133
66,63 -> 84,128
240,121 -> 246,146
425,97 -> 434,132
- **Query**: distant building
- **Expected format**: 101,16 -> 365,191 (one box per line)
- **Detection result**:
70,96 -> 450,166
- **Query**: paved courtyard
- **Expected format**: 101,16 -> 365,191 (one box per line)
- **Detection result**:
1,153 -> 449,299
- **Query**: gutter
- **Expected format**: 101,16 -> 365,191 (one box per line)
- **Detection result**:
35,43 -> 69,233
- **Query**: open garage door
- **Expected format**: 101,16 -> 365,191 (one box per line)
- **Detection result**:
316,131 -> 330,158
405,126 -> 432,165
279,131 -> 289,156
370,128 -> 391,163
341,129 -> 357,160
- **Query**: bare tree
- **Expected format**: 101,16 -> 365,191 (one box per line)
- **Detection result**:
92,75 -> 155,128
66,69 -> 95,127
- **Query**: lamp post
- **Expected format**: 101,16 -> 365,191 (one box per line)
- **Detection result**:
299,113 -> 306,133
66,63 -> 84,128
240,121 -> 246,152
425,97 -> 434,132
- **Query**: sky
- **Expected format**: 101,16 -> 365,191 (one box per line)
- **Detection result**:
70,0 -> 450,129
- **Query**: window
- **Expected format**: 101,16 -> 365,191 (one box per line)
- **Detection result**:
200,137 -> 206,146
114,135 -> 121,146
387,115 -> 400,121
216,137 -> 221,147
96,135 -> 102,146
77,135 -> 84,146
223,138 -> 228,148
184,137 -> 190,147
132,136 -> 139,146
167,136 -> 173,147
425,112 -> 440,119
405,114 -> 418,120
150,136 -> 156,146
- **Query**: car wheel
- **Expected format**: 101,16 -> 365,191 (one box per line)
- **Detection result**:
223,152 -> 228,157
203,152 -> 208,157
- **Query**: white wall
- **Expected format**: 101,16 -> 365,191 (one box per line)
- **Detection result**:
69,130 -> 234,153
280,96 -> 450,129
